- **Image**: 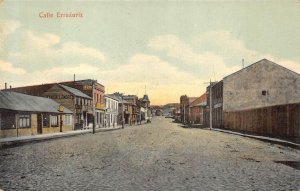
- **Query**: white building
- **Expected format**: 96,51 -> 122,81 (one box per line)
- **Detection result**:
104,95 -> 119,127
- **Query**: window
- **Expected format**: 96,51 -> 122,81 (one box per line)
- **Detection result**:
51,115 -> 58,127
0,112 -> 16,129
64,114 -> 73,125
262,90 -> 268,96
19,114 -> 31,128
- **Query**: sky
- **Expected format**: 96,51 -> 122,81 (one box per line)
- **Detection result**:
0,0 -> 300,105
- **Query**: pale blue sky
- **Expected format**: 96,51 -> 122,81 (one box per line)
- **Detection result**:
0,0 -> 300,104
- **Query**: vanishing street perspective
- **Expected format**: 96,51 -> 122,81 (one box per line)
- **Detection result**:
1,1 -> 300,191
0,117 -> 299,190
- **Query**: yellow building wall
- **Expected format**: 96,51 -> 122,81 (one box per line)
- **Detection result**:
0,113 -> 74,138
0,129 -> 17,138
0,114 -> 38,138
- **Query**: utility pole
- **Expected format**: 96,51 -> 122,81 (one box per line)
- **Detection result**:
209,79 -> 212,130
92,81 -> 96,134
204,80 -> 216,130
183,103 -> 185,124
139,106 -> 142,125
122,96 -> 124,129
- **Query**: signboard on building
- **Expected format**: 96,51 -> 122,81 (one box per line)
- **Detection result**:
96,103 -> 105,110
47,95 -> 74,99
83,85 -> 93,90
58,105 -> 64,112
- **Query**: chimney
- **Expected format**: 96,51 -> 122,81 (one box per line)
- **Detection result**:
5,83 -> 7,89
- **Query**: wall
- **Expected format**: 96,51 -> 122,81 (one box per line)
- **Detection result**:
190,107 -> 204,124
223,59 -> 300,112
0,113 -> 74,138
212,81 -> 223,128
224,103 -> 300,143
42,85 -> 76,112
18,114 -> 38,136
0,114 -> 38,138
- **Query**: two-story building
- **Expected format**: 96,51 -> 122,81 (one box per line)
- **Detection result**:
123,95 -> 139,125
139,94 -> 151,122
104,94 -> 119,127
180,95 -> 197,124
62,79 -> 105,128
42,84 -> 92,130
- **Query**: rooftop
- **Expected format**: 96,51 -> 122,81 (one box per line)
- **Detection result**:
0,91 -> 73,113
58,84 -> 91,99
141,94 -> 150,102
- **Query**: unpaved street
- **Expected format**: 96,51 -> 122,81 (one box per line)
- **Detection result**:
0,117 -> 299,191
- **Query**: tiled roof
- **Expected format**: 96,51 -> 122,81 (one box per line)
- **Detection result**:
190,93 -> 208,107
0,91 -> 73,113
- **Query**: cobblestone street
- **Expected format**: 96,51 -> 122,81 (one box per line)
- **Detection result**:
0,117 -> 299,191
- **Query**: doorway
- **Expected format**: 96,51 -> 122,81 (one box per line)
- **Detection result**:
37,114 -> 43,134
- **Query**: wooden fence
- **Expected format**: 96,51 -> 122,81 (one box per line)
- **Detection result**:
223,103 -> 300,143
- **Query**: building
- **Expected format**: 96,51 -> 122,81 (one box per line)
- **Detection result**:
139,94 -> 151,122
112,92 -> 133,126
104,94 -> 119,127
211,81 -> 223,128
0,91 -> 73,138
8,79 -> 105,129
150,105 -> 163,116
180,95 -> 197,124
62,79 -> 105,128
203,82 -> 218,127
162,103 -> 179,117
204,59 -> 300,142
123,95 -> 139,125
42,84 -> 92,130
7,83 -> 92,130
223,59 -> 300,142
189,93 -> 207,125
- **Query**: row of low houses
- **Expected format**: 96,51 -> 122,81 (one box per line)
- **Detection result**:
0,79 -> 152,138
179,59 -> 300,143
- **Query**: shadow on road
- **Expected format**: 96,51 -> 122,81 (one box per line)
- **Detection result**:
274,161 -> 300,170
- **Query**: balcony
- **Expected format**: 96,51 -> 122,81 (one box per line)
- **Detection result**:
96,103 -> 105,110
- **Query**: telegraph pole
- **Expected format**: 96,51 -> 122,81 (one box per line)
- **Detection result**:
183,103 -> 185,124
122,96 -> 124,129
209,79 -> 212,130
92,81 -> 96,134
203,80 -> 216,130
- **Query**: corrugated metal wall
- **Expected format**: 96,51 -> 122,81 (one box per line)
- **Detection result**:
224,103 -> 300,142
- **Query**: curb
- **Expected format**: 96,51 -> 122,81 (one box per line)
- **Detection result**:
0,130 -> 92,149
212,128 -> 300,150
94,127 -> 123,133
0,127 -> 124,149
